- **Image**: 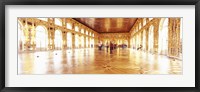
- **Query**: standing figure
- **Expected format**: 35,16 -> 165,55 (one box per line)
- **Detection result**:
106,42 -> 109,52
110,42 -> 113,54
98,42 -> 101,50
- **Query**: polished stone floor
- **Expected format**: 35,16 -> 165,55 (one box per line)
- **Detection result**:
18,48 -> 182,74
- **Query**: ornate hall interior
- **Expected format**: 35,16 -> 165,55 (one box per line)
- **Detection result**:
18,18 -> 182,74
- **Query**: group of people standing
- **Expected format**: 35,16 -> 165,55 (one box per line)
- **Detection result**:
98,42 -> 115,54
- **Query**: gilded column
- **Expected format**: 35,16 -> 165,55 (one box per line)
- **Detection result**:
71,23 -> 75,49
84,31 -> 86,48
168,18 -> 180,57
153,20 -> 159,54
176,18 -> 181,57
62,18 -> 67,50
141,31 -> 143,47
52,30 -> 55,50
146,28 -> 149,52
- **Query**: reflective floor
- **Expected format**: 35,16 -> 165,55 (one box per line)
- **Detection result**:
18,48 -> 182,74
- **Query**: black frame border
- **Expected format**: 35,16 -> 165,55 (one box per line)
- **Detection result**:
0,0 -> 200,92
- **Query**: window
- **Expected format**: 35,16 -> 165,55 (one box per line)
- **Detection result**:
35,26 -> 48,50
86,31 -> 88,35
75,34 -> 79,48
54,30 -> 62,50
55,18 -> 62,26
67,32 -> 72,48
148,25 -> 154,53
66,23 -> 72,29
81,29 -> 84,34
75,26 -> 79,32
158,18 -> 168,55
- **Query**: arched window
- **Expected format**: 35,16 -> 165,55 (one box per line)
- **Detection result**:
89,32 -> 91,36
158,18 -> 169,55
67,32 -> 72,49
66,23 -> 72,29
148,25 -> 154,53
92,33 -> 94,37
81,29 -> 84,34
54,30 -> 62,50
54,18 -> 62,26
86,31 -> 88,35
75,26 -> 79,32
81,36 -> 84,48
75,34 -> 79,48
35,26 -> 48,51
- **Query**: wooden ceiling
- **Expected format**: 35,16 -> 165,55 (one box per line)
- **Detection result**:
73,18 -> 137,33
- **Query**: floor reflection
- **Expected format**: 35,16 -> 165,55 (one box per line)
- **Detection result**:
18,48 -> 182,74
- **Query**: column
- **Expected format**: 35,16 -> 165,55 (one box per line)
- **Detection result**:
146,28 -> 149,52
176,18 -> 181,57
62,19 -> 67,50
153,21 -> 159,54
65,31 -> 68,50
62,31 -> 66,50
84,35 -> 86,48
168,18 -> 180,57
141,31 -> 143,48
72,33 -> 75,49
71,22 -> 75,49
52,31 -> 55,50
128,37 -> 130,48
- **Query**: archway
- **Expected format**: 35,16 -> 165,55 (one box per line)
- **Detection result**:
158,18 -> 168,55
35,26 -> 48,51
67,32 -> 72,49
54,30 -> 62,50
148,25 -> 154,53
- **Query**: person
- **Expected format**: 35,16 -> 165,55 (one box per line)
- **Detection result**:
110,42 -> 113,54
98,42 -> 101,50
137,44 -> 143,50
106,42 -> 109,52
